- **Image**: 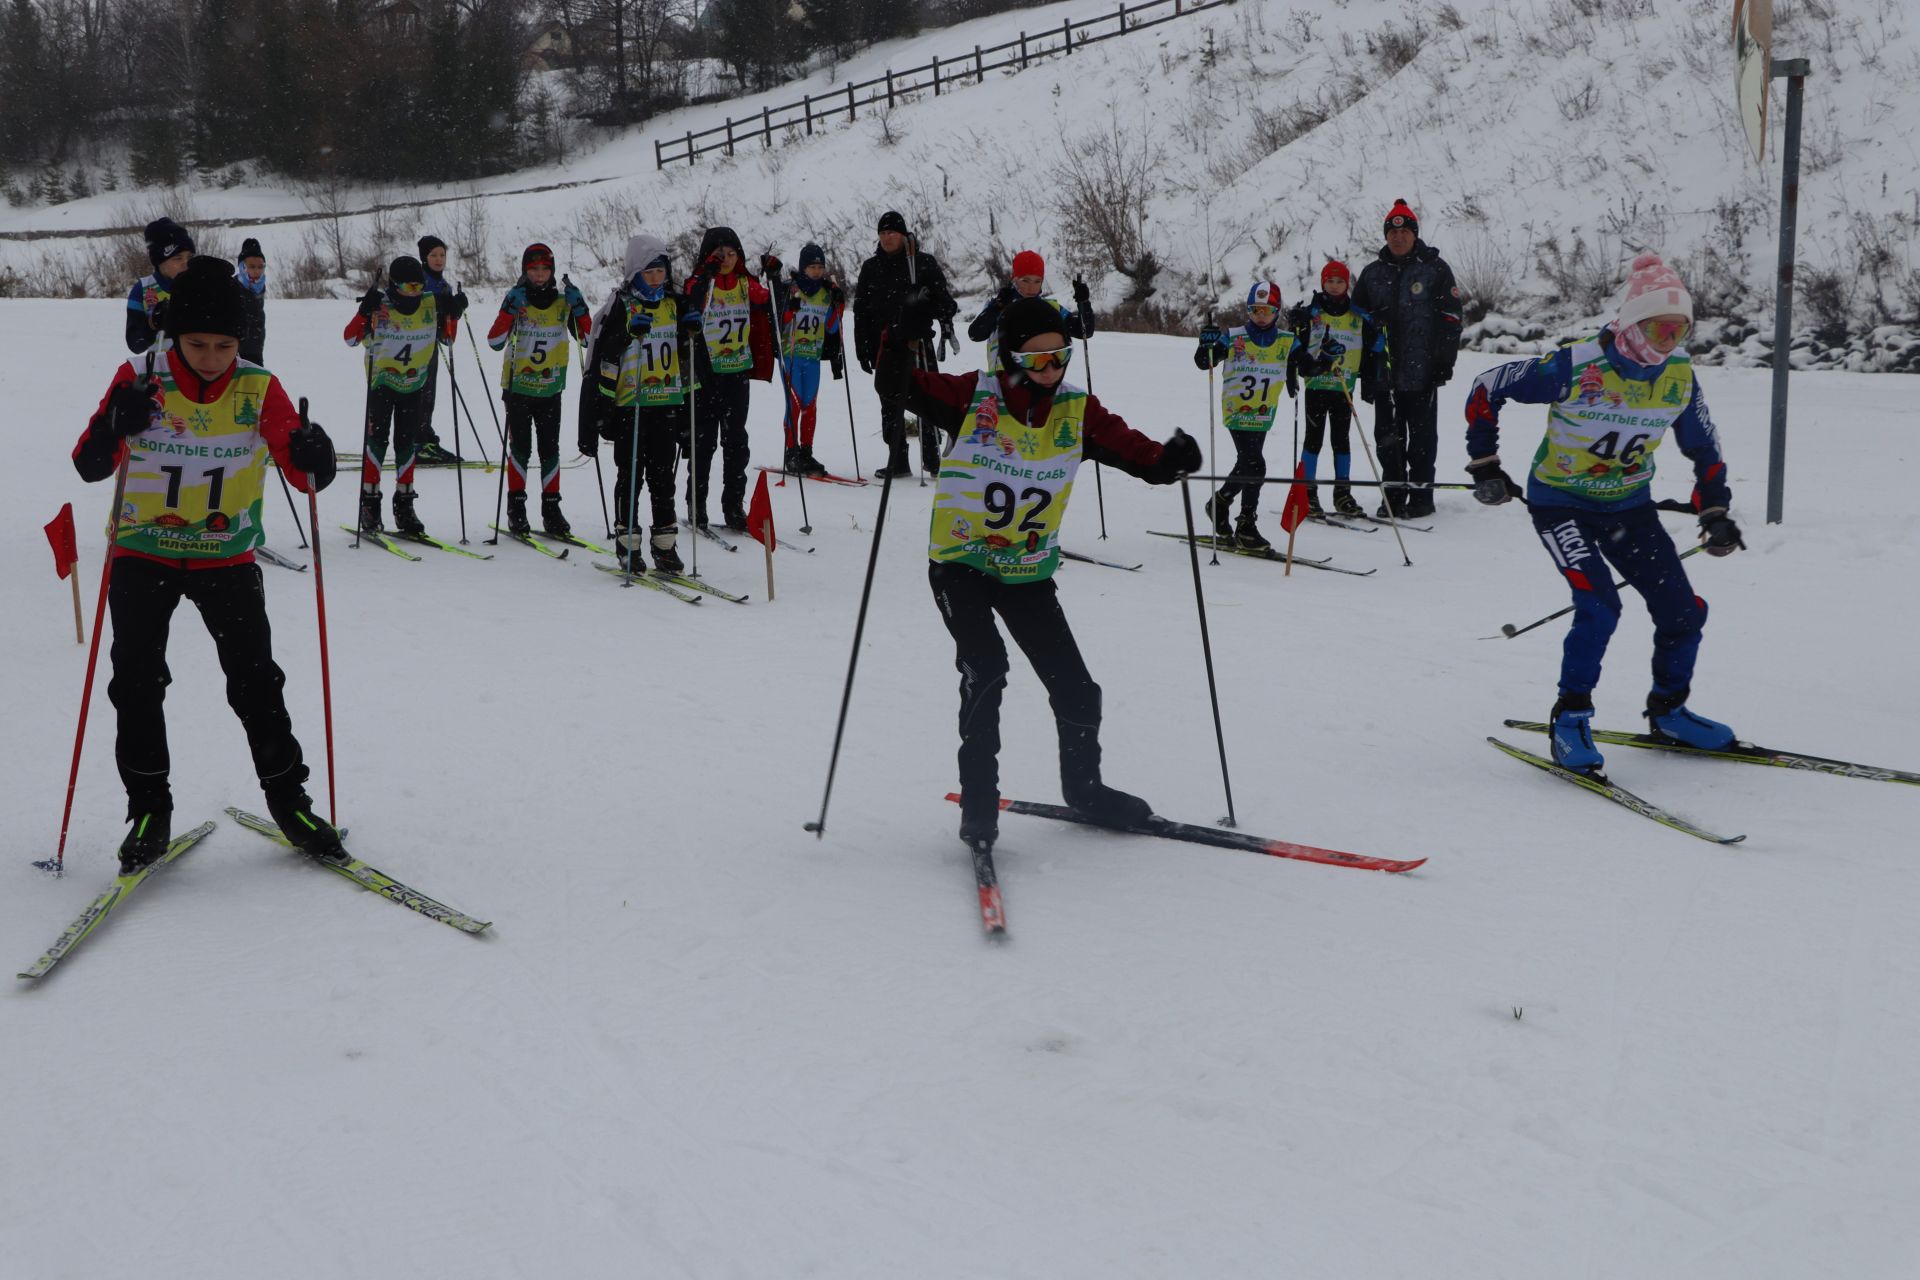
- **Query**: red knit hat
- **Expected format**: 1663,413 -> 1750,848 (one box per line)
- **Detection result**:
1384,199 -> 1418,233
1321,259 -> 1350,286
1011,250 -> 1045,279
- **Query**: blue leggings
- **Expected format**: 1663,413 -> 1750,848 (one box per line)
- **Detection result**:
1530,501 -> 1707,699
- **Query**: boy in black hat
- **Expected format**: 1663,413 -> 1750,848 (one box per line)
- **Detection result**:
73,255 -> 346,869
125,217 -> 195,354
235,237 -> 267,364
873,293 -> 1202,851
344,254 -> 455,536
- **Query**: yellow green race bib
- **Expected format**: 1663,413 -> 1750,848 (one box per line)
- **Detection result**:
701,278 -> 754,375
1531,333 -> 1692,502
117,362 -> 274,561
1220,328 -> 1294,432
501,295 -> 572,397
928,371 -> 1085,583
368,297 -> 439,394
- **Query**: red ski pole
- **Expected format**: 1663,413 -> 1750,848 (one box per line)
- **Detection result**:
299,398 -> 338,824
47,353 -> 154,876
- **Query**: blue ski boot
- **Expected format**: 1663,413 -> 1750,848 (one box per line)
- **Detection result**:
1549,694 -> 1604,773
1646,689 -> 1736,750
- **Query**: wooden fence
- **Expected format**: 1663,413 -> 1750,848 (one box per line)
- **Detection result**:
653,0 -> 1235,168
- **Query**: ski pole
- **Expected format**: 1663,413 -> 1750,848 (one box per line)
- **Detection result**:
299,397 -> 338,823
1178,475 -> 1236,829
1342,383 -> 1411,567
1204,344 -> 1220,566
353,270 -> 381,550
805,465 -> 897,840
46,351 -> 153,875
1494,544 -> 1708,639
480,321 -> 516,545
762,268 -> 811,534
1179,475 -> 1477,490
1082,333 -> 1108,541
276,465 -> 309,548
625,390 -> 642,581
443,329 -> 470,543
592,452 -> 612,538
464,322 -> 509,448
686,327 -> 701,579
839,352 -> 863,480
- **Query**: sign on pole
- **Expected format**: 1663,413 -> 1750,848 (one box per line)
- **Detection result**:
1733,0 -> 1773,163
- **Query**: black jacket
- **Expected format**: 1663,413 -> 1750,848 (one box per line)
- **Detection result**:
852,238 -> 957,369
968,291 -> 1092,347
1352,241 -> 1463,392
238,283 -> 266,365
578,289 -> 694,450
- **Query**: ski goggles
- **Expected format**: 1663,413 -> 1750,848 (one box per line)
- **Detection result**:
1640,317 -> 1692,345
392,280 -> 425,297
1009,345 -> 1073,372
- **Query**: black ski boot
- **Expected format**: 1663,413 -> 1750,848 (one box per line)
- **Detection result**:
1059,718 -> 1154,829
723,509 -> 749,532
392,489 -> 425,536
1306,486 -> 1325,519
506,492 -> 531,537
415,440 -> 462,466
1404,489 -> 1437,518
541,493 -> 571,538
1234,511 -> 1272,551
783,445 -> 807,475
650,525 -> 684,575
799,446 -> 828,477
614,526 -> 646,573
265,791 -> 350,864
359,486 -> 384,533
958,790 -> 1000,850
1332,483 -> 1364,517
1203,492 -> 1234,538
117,810 -> 172,875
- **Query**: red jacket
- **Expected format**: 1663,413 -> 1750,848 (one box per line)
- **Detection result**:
73,351 -> 316,570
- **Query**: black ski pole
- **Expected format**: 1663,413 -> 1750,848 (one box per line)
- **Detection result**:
1179,476 -> 1237,828
480,326 -> 513,544
1082,332 -> 1108,540
1494,543 -> 1707,639
592,453 -> 613,538
839,351 -> 863,480
763,267 -> 811,535
806,467 -> 896,839
443,324 -> 470,543
276,464 -> 309,548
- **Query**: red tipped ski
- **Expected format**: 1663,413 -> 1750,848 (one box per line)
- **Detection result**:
945,794 -> 1425,874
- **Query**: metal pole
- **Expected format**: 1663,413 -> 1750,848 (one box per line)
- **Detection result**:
1766,58 -> 1809,526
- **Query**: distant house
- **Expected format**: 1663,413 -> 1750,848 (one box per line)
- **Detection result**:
523,21 -> 583,73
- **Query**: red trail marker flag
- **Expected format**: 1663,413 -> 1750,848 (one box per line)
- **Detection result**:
1279,463 -> 1311,575
746,469 -> 777,601
44,503 -> 83,642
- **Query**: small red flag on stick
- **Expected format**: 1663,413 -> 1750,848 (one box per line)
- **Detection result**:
44,503 -> 83,642
1279,463 -> 1311,575
746,469 -> 776,601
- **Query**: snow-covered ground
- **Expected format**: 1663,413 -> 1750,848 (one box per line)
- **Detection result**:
2,300 -> 1916,1277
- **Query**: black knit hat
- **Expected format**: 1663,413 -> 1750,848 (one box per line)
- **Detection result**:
997,296 -> 1071,373
162,256 -> 247,339
239,237 -> 264,262
145,218 -> 195,269
388,255 -> 426,287
799,243 -> 826,269
877,210 -> 907,235
417,235 -> 446,260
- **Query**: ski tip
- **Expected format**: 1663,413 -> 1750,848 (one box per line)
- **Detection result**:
1388,858 -> 1429,873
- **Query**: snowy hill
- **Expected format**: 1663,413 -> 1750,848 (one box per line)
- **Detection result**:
3,0 -> 1917,366
3,298 -> 1918,1276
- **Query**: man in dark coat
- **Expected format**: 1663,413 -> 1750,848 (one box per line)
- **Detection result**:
1353,199 -> 1463,518
853,210 -> 958,478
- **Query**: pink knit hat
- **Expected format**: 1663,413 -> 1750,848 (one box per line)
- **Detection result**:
1615,252 -> 1692,329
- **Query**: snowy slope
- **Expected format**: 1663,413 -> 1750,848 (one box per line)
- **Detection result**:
2,300 -> 1917,1277
5,0 -> 1917,358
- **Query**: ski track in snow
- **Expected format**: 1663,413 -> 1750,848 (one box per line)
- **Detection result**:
2,301 -> 1918,1277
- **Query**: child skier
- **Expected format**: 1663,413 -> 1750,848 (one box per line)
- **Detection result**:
235,238 -> 267,365
1290,260 -> 1381,519
344,255 -> 459,536
487,242 -> 591,537
413,234 -> 467,464
681,227 -> 774,529
874,294 -> 1202,850
125,218 -> 195,354
582,233 -> 688,575
1193,282 -> 1320,549
72,255 -> 347,869
966,249 -> 1092,376
776,243 -> 845,478
1464,251 -> 1745,772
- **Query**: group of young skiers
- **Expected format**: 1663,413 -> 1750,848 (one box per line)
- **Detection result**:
71,201 -> 1744,874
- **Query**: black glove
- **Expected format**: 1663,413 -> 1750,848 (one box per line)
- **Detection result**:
858,353 -> 875,375
444,290 -> 469,320
995,283 -> 1016,308
940,318 -> 958,358
287,420 -> 333,472
1433,361 -> 1455,386
896,290 -> 936,347
1699,509 -> 1745,556
1159,428 -> 1203,476
1466,457 -> 1523,506
1072,278 -> 1091,311
356,287 -> 382,319
1286,371 -> 1300,398
1358,371 -> 1376,404
759,253 -> 782,278
578,410 -> 599,456
1196,327 -> 1223,368
105,379 -> 159,438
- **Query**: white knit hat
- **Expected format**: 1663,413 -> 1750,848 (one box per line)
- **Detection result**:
1614,251 -> 1693,329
